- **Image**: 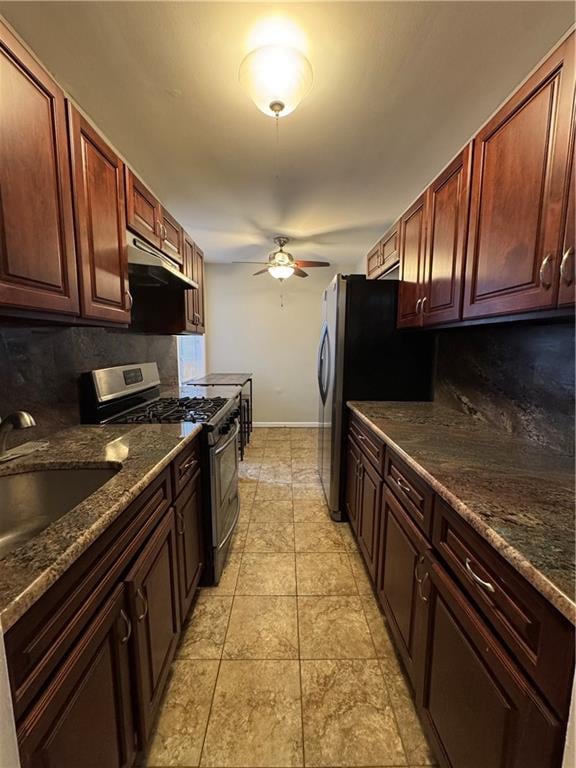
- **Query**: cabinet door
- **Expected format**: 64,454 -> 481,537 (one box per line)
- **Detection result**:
193,244 -> 206,332
175,469 -> 204,622
397,194 -> 426,328
376,489 -> 429,685
357,455 -> 382,581
68,106 -> 130,323
160,208 -> 183,264
558,117 -> 575,307
381,222 -> 400,273
18,585 -> 136,768
345,440 -> 361,535
463,34 -> 575,319
0,22 -> 79,315
125,168 -> 162,249
422,145 -> 471,326
183,235 -> 197,332
366,242 -> 382,279
415,560 -> 563,768
127,508 -> 181,743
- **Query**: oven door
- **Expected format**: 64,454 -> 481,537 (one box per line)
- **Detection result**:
210,419 -> 240,578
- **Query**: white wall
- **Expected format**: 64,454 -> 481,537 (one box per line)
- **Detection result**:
205,263 -> 339,424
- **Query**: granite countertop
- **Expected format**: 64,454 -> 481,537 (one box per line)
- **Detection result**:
347,401 -> 576,623
0,422 -> 202,632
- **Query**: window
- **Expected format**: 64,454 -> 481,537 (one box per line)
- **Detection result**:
177,334 -> 206,385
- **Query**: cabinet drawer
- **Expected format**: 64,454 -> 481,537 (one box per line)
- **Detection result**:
384,449 -> 433,537
172,437 -> 201,498
433,498 -> 575,717
349,414 -> 385,474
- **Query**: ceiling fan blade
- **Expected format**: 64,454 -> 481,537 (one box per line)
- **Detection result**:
295,260 -> 331,268
234,261 -> 269,265
253,268 -> 269,276
293,268 -> 309,278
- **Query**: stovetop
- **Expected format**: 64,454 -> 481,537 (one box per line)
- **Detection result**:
115,396 -> 229,425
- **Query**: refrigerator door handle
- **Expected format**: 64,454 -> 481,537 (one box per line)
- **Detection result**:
317,322 -> 330,405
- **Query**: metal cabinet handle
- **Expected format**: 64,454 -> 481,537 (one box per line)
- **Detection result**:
560,246 -> 574,286
414,559 -> 429,602
182,457 -> 198,473
160,223 -> 167,240
539,253 -> 554,289
126,290 -> 133,310
176,509 -> 185,536
119,609 -> 132,644
415,298 -> 422,313
135,588 -> 148,621
357,434 -> 366,442
396,476 -> 412,494
421,296 -> 427,313
194,312 -> 201,322
465,557 -> 495,594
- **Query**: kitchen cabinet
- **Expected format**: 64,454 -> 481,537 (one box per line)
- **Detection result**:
345,438 -> 362,535
366,223 -> 400,280
344,414 -> 574,768
0,21 -> 79,316
415,558 -> 563,768
125,167 -> 163,250
161,208 -> 184,264
68,105 -> 131,324
377,489 -> 429,686
17,585 -> 136,768
397,195 -> 427,328
421,145 -> 471,326
356,456 -> 382,581
127,507 -> 181,744
175,465 -> 204,622
193,244 -> 206,332
463,34 -> 575,319
558,123 -> 575,307
183,235 -> 206,334
6,438 -> 205,766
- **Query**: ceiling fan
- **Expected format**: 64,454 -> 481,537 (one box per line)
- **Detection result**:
234,236 -> 331,280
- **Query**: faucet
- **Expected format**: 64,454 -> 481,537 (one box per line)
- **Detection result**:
0,411 -> 36,456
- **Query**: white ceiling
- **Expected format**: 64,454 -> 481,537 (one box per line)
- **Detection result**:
2,1 -> 574,267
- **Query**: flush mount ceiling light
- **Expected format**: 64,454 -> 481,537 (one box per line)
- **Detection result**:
239,44 -> 313,117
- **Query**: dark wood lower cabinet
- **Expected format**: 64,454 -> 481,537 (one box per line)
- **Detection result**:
377,489 -> 430,686
356,456 -> 382,580
18,585 -> 136,768
175,468 -> 204,622
345,439 -> 361,535
127,507 -> 181,745
415,559 -> 563,768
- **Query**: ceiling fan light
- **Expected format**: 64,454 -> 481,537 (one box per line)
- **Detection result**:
239,45 -> 313,117
268,264 -> 295,279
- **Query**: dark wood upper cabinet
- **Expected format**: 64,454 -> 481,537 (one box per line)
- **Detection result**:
367,223 -> 400,280
415,559 -> 563,768
463,34 -> 575,319
126,508 -> 181,745
366,241 -> 382,279
125,167 -> 162,250
160,208 -> 183,264
184,234 -> 198,332
17,585 -> 136,768
193,244 -> 206,332
397,194 -> 427,328
68,105 -> 130,324
421,145 -> 472,326
558,114 -> 575,307
0,21 -> 79,316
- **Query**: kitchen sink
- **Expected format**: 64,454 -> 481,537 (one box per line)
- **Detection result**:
0,467 -> 119,560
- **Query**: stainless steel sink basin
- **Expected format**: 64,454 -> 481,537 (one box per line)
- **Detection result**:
0,467 -> 118,559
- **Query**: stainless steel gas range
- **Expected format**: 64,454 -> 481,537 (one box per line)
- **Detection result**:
79,362 -> 241,583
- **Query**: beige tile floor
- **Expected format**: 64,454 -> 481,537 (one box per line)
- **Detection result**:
147,428 -> 436,768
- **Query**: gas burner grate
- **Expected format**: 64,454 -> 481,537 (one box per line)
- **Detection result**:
117,396 -> 229,425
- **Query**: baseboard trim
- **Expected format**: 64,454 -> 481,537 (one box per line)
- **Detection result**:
253,422 -> 320,427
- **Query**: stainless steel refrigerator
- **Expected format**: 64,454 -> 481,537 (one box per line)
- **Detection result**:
317,275 -> 435,521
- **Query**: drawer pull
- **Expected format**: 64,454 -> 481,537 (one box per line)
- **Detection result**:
357,434 -> 367,442
539,253 -> 554,289
396,476 -> 412,494
182,457 -> 198,473
560,246 -> 574,286
414,560 -> 429,602
135,588 -> 148,621
465,558 -> 495,594
176,509 -> 185,535
119,609 -> 132,644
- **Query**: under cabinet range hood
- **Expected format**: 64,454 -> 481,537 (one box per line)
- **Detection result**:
126,232 -> 198,290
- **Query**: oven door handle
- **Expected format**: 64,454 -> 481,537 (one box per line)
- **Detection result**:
214,421 -> 240,456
